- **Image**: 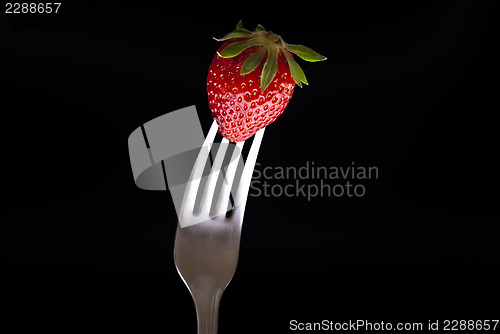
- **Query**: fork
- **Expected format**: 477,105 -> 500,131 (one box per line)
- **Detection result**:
174,121 -> 265,334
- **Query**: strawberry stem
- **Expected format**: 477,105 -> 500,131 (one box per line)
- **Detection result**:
213,21 -> 326,90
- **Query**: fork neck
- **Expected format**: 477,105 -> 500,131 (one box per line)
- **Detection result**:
192,288 -> 224,334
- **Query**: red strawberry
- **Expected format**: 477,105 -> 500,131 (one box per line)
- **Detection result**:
207,21 -> 326,142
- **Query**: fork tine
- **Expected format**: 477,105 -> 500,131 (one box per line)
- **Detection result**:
180,121 -> 218,215
233,128 -> 265,212
199,138 -> 229,215
213,141 -> 245,217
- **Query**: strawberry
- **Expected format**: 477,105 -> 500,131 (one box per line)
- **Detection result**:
207,21 -> 326,142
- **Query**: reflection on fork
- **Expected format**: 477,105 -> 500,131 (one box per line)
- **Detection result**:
174,121 -> 265,334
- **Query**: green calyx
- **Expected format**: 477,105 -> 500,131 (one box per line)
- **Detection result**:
214,21 -> 327,93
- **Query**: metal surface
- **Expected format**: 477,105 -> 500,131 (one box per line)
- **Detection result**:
174,121 -> 265,334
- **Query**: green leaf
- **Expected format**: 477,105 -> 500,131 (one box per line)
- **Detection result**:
241,47 -> 266,75
214,21 -> 253,41
218,39 -> 262,58
261,47 -> 278,93
283,51 -> 308,87
285,44 -> 327,62
256,24 -> 266,32
213,31 -> 252,42
235,20 -> 252,33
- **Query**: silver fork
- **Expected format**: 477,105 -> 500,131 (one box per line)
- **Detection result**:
174,121 -> 265,334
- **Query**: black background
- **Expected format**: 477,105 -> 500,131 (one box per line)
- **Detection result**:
1,0 -> 499,333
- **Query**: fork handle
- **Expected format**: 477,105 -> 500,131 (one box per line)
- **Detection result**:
192,288 -> 224,334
